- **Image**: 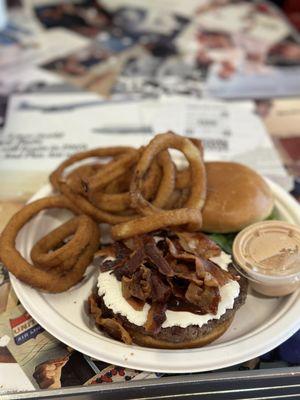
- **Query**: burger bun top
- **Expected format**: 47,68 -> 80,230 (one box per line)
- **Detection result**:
202,161 -> 274,233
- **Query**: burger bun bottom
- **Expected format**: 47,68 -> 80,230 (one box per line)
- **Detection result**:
128,316 -> 233,349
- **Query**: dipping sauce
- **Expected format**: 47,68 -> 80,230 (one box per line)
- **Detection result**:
232,221 -> 300,297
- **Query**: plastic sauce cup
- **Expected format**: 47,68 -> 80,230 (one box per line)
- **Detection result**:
232,221 -> 300,297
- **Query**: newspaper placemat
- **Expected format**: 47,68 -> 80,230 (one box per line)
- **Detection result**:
0,301 -> 161,394
1,95 -> 292,202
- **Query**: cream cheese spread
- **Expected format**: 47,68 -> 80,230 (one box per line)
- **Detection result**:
97,251 -> 239,329
210,252 -> 232,271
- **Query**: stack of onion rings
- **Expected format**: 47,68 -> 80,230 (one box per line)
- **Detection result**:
0,132 -> 207,292
0,196 -> 100,292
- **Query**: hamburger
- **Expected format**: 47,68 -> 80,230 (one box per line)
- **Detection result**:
202,161 -> 274,233
88,230 -> 248,349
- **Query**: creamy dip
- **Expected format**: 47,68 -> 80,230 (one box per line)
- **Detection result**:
233,221 -> 300,297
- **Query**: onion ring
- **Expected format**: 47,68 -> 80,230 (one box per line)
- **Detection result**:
31,216 -> 93,271
104,168 -> 133,194
88,159 -> 162,212
130,132 -> 206,215
111,208 -> 202,240
142,159 -> 162,200
89,192 -> 131,213
189,137 -> 204,156
0,196 -> 100,292
130,150 -> 175,215
175,168 -> 190,190
50,147 -> 135,191
175,138 -> 203,190
65,164 -> 102,194
58,181 -> 135,224
52,147 -> 141,221
84,149 -> 140,193
164,189 -> 184,209
151,150 -> 175,208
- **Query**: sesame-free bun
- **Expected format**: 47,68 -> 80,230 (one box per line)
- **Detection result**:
202,162 -> 274,233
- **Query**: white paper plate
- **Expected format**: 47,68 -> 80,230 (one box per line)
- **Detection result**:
10,179 -> 300,373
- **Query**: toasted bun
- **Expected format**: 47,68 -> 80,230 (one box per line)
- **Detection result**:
202,162 -> 274,233
127,317 -> 233,349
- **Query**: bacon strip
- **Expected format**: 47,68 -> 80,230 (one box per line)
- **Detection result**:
195,257 -> 232,287
185,283 -> 220,315
166,238 -> 196,263
114,246 -> 146,280
100,257 -> 126,273
166,238 -> 230,287
99,242 -> 130,272
121,266 -> 151,301
150,272 -> 171,303
166,258 -> 203,286
176,231 -> 221,258
88,295 -> 132,344
167,277 -> 187,299
144,302 -> 167,334
98,318 -> 132,345
144,236 -> 174,277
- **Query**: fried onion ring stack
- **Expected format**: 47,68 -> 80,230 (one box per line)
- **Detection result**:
50,132 -> 206,238
0,132 -> 207,293
0,196 -> 100,292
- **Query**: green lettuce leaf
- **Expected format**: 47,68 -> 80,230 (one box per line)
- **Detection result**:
208,233 -> 236,254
